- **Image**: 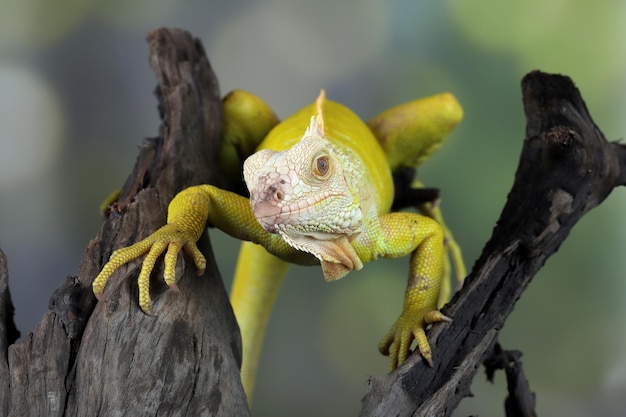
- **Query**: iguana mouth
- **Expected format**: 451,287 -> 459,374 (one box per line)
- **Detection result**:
252,193 -> 341,233
251,201 -> 282,232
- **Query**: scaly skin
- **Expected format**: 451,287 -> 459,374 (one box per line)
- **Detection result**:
93,89 -> 464,403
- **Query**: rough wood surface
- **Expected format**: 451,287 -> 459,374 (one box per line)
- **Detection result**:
0,27 -> 624,417
0,249 -> 19,416
0,28 -> 250,417
358,71 -> 626,416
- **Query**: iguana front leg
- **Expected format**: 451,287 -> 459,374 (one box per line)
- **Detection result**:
93,185 -> 311,313
92,186 -> 211,314
368,93 -> 466,305
354,212 -> 450,368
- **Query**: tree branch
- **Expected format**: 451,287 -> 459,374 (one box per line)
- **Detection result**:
0,28 -> 250,417
0,249 -> 19,416
359,71 -> 626,416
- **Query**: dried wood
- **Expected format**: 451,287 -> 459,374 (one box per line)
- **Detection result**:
359,71 -> 626,417
1,28 -> 250,417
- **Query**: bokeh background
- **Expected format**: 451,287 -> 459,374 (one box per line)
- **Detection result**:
1,1 -> 625,416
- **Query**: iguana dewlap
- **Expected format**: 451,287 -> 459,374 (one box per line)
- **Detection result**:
92,89 -> 465,403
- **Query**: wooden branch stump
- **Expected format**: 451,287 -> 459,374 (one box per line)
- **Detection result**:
359,72 -> 626,416
0,249 -> 19,416
0,28 -> 250,417
0,27 -> 624,417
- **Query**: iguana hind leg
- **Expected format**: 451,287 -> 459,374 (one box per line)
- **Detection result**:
411,179 -> 466,305
219,90 -> 279,192
367,93 -> 463,172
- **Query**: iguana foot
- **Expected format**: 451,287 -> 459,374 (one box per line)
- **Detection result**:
92,223 -> 206,314
378,308 -> 451,369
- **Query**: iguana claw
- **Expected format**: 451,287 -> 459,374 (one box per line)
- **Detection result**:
92,223 -> 207,314
378,308 -> 452,370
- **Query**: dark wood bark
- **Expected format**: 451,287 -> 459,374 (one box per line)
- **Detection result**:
0,28 -> 249,417
0,249 -> 19,416
358,72 -> 626,416
0,27 -> 624,417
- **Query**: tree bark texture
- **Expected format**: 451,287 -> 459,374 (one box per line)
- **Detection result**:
359,71 -> 626,416
0,28 -> 624,417
0,28 -> 249,417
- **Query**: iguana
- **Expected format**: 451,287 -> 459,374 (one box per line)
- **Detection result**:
92,89 -> 465,402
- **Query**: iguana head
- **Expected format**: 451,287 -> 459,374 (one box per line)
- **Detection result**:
243,111 -> 364,280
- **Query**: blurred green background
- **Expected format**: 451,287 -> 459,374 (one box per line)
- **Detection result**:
1,0 -> 625,416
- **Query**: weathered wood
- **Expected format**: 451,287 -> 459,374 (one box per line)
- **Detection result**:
0,249 -> 19,416
1,28 -> 250,417
359,72 -> 626,416
484,344 -> 537,417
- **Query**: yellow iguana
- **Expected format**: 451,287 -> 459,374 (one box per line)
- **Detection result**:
92,89 -> 465,402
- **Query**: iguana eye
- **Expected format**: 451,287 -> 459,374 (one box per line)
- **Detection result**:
313,154 -> 331,178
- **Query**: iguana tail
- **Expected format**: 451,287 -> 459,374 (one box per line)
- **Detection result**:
230,241 -> 290,403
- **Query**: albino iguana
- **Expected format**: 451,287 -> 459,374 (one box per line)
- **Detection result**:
93,89 -> 465,402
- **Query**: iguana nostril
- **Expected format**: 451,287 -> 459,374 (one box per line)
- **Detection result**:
266,185 -> 283,201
